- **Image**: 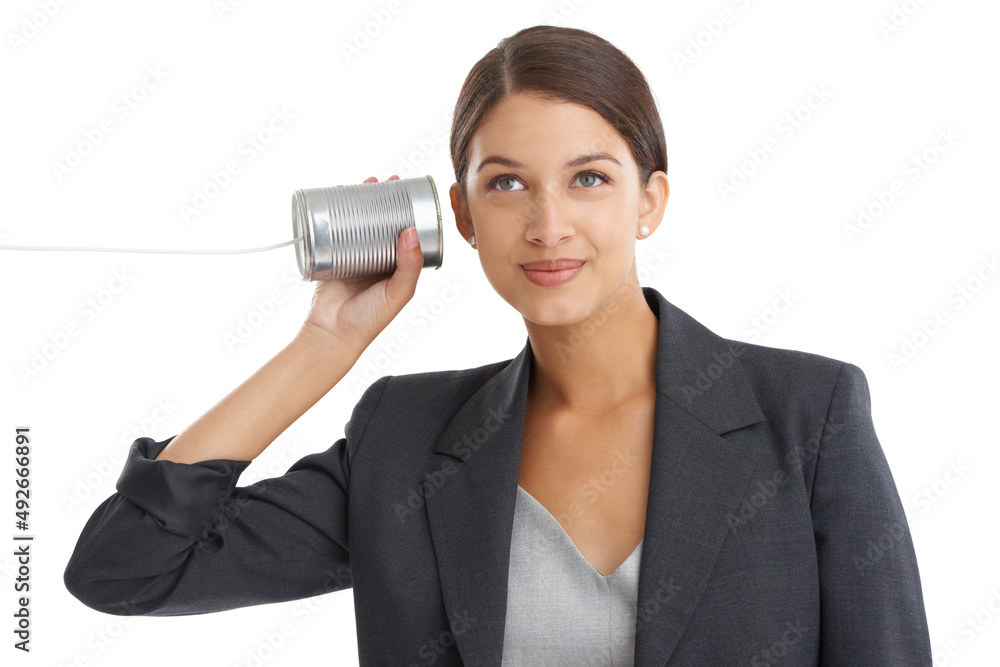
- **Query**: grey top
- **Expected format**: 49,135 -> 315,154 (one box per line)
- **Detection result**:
501,484 -> 644,666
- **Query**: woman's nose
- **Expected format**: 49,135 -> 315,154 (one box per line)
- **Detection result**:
523,184 -> 574,246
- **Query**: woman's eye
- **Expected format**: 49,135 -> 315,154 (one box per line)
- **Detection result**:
493,176 -> 524,191
574,171 -> 608,188
490,171 -> 608,191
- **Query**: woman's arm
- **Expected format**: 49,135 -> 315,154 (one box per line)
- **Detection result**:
63,374 -> 391,616
154,322 -> 364,464
155,173 -> 422,466
64,174 -> 424,615
810,363 -> 932,665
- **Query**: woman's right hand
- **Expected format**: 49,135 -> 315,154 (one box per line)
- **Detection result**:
300,174 -> 424,353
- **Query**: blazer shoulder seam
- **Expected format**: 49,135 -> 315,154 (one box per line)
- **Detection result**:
348,375 -> 393,470
808,361 -> 849,506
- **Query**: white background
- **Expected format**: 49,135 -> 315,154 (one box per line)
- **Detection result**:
1,0 -> 998,665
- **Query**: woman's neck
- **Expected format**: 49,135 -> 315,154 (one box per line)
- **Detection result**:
523,279 -> 658,414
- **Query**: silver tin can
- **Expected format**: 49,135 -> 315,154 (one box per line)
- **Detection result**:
291,174 -> 443,281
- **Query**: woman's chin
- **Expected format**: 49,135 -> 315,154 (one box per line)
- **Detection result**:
511,295 -> 593,328
488,273 -> 602,328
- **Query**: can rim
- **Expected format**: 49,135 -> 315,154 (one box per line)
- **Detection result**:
291,189 -> 313,280
425,174 -> 443,270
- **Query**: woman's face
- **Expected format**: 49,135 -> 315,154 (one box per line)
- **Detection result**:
450,91 -> 667,328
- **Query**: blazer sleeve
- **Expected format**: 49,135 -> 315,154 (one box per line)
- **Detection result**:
63,375 -> 390,617
810,362 -> 932,665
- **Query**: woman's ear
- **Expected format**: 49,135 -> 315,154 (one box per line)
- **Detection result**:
450,182 -> 475,241
638,171 -> 669,237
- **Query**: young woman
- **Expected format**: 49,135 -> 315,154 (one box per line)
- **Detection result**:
64,25 -> 932,665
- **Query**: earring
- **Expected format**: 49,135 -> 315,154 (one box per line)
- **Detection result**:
638,225 -> 649,238
468,235 -> 476,247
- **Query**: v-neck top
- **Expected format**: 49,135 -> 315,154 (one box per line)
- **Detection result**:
500,484 -> 644,666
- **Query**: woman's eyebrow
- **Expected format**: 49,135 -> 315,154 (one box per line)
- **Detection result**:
475,152 -> 622,174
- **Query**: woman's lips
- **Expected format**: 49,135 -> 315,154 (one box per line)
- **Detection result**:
521,259 -> 585,287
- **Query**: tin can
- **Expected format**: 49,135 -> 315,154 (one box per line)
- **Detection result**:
291,174 -> 443,281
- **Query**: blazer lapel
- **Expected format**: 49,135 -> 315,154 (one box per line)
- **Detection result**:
424,287 -> 765,666
424,335 -> 531,664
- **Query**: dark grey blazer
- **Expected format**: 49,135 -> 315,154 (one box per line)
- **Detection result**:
64,286 -> 932,665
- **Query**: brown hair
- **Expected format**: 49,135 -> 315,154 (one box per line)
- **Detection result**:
450,25 -> 667,196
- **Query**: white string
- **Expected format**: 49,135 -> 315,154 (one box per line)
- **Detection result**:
0,237 -> 303,255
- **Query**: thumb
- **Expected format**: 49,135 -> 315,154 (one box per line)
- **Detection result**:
383,226 -> 424,304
